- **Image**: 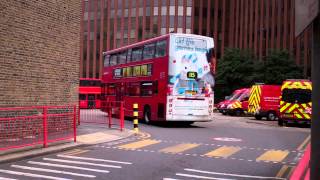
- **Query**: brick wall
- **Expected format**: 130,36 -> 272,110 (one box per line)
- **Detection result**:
0,0 -> 81,107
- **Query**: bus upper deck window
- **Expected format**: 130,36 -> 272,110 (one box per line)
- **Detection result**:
131,47 -> 143,61
127,49 -> 132,63
119,51 -> 127,64
155,40 -> 167,57
104,55 -> 110,67
110,54 -> 118,66
143,43 -> 156,60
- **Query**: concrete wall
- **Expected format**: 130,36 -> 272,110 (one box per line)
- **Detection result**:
0,0 -> 81,107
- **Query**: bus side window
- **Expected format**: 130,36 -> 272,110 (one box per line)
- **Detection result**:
79,94 -> 86,100
131,46 -> 143,62
143,43 -> 156,60
104,55 -> 110,67
127,82 -> 140,96
110,54 -> 118,66
155,40 -> 167,57
141,82 -> 153,96
127,49 -> 132,63
119,50 -> 127,64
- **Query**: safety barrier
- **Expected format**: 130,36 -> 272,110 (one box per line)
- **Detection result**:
0,105 -> 76,151
133,103 -> 139,133
290,144 -> 310,180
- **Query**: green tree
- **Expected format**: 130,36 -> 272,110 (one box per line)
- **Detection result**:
215,48 -> 261,102
261,49 -> 304,84
214,48 -> 304,103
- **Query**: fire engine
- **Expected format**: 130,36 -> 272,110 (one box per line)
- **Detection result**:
278,79 -> 312,126
248,84 -> 281,121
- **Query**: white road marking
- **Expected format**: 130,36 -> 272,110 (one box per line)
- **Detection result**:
163,178 -> 181,180
57,155 -> 132,165
0,177 -> 17,180
11,165 -> 95,178
28,161 -> 109,173
176,173 -> 234,180
0,169 -> 70,180
43,158 -> 121,168
184,168 -> 286,179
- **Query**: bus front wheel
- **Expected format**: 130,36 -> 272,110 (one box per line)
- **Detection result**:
144,106 -> 151,124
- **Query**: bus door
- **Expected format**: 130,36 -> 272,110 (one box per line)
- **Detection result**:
88,94 -> 96,108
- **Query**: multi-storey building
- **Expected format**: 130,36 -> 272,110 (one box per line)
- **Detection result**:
80,0 -> 313,80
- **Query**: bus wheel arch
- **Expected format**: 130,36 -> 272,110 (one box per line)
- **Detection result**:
144,105 -> 152,124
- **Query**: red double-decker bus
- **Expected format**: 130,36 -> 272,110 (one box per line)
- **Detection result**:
79,78 -> 101,109
102,33 -> 215,123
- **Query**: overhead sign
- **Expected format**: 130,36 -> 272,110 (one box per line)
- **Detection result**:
295,0 -> 319,37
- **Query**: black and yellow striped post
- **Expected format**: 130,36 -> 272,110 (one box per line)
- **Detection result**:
133,103 -> 139,133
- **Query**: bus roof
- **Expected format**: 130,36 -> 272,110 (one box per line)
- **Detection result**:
103,33 -> 214,55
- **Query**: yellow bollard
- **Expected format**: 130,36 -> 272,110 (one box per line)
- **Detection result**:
133,103 -> 139,133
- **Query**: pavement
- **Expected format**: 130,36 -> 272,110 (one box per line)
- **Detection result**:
0,123 -> 135,164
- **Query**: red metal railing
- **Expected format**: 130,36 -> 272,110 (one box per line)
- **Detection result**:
104,101 -> 124,131
79,100 -> 124,131
0,105 -> 77,151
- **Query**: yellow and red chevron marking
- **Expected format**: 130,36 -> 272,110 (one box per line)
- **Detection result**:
248,85 -> 261,114
231,101 -> 242,109
280,102 -> 312,119
281,80 -> 312,90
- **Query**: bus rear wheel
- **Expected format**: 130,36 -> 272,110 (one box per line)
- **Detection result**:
144,107 -> 151,124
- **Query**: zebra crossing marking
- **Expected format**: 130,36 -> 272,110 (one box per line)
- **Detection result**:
42,158 -> 121,168
28,161 -> 110,173
57,154 -> 132,165
0,169 -> 70,180
11,165 -> 95,178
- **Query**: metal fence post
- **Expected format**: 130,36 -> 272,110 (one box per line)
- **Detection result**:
78,103 -> 80,125
120,101 -> 124,131
73,105 -> 77,142
108,102 -> 112,128
43,106 -> 48,148
133,103 -> 139,134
